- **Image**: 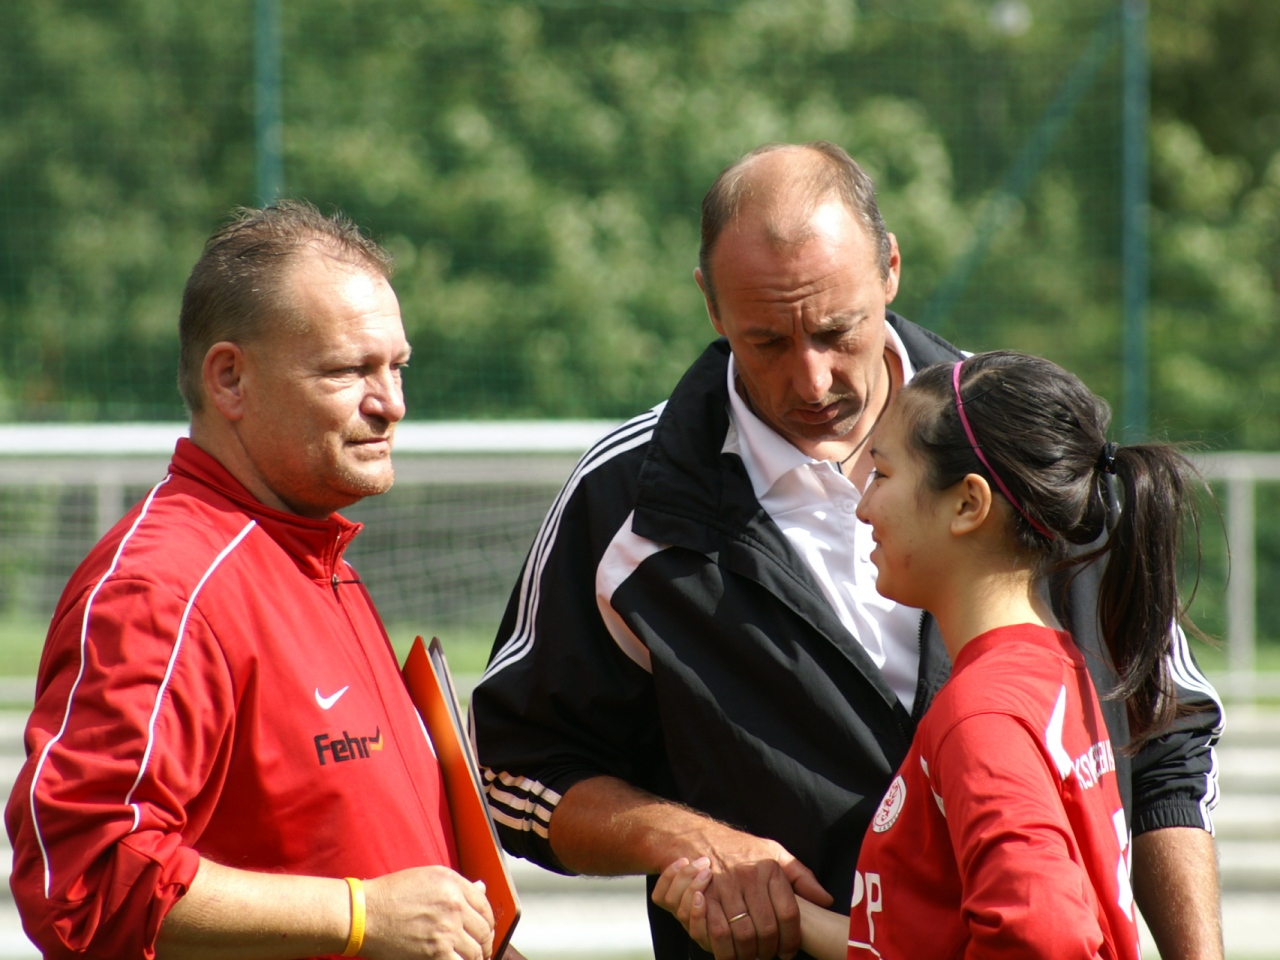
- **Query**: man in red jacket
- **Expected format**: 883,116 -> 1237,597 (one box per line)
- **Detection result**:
6,201 -> 497,960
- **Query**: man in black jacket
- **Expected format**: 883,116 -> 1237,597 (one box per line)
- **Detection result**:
472,142 -> 1223,960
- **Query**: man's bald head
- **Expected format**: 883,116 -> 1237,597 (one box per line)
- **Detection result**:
698,141 -> 891,311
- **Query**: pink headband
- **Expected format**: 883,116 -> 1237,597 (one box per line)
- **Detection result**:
951,361 -> 1054,540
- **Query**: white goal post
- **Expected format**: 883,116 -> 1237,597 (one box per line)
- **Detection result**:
0,420 -> 617,531
0,421 -> 616,645
0,424 -> 1272,699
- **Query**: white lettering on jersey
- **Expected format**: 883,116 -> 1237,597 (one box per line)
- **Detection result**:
1072,737 -> 1117,789
865,871 -> 882,940
848,870 -> 885,955
1043,683 -> 1114,790
1113,807 -> 1135,920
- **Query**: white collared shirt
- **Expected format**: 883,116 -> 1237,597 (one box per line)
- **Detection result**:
722,326 -> 923,710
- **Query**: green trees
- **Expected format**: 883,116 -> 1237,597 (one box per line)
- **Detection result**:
0,1 -> 253,418
1147,2 -> 1280,449
0,0 -> 1276,441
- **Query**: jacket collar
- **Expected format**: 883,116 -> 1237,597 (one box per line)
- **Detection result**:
633,311 -> 962,550
630,312 -> 962,724
632,338 -> 748,554
726,322 -> 921,503
168,437 -> 363,582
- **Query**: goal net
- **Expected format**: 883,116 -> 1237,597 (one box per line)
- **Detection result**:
0,422 -> 616,669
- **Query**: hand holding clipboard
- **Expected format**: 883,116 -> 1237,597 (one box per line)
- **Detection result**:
402,636 -> 521,959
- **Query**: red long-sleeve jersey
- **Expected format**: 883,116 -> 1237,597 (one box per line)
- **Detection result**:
6,439 -> 456,959
848,624 -> 1141,960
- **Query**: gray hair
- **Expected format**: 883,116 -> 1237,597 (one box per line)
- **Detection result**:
177,199 -> 394,413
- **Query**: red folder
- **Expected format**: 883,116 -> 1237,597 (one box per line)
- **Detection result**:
402,635 -> 520,957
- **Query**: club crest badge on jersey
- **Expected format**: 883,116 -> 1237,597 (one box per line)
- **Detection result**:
872,774 -> 906,833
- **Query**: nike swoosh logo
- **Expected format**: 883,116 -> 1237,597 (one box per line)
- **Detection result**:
315,686 -> 350,710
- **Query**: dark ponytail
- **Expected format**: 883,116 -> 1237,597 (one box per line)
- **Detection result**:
899,351 -> 1203,741
1096,444 -> 1197,737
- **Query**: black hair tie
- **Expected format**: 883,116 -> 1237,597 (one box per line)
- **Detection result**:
1098,441 -> 1119,475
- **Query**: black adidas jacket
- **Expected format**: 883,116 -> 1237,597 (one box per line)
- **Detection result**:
472,315 -> 1222,959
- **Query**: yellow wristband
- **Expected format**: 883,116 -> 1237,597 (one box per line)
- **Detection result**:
342,877 -> 366,957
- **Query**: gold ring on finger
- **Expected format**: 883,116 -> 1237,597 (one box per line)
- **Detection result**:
727,911 -> 750,924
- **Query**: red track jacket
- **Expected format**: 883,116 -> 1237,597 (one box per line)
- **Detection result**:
848,625 -> 1141,960
6,439 -> 456,959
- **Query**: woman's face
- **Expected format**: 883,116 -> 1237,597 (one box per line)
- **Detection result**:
856,401 -> 954,611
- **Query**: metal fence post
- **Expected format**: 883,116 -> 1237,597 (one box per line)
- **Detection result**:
1227,475 -> 1257,701
255,0 -> 284,202
1121,0 -> 1149,441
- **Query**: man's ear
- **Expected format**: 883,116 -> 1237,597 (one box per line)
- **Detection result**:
883,233 -> 902,305
694,267 -> 725,336
950,473 -> 993,536
201,341 -> 249,422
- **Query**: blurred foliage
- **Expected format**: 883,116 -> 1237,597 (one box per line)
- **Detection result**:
1146,0 -> 1280,450
3,0 -> 1280,638
4,0 -> 1273,432
0,1 -> 1279,443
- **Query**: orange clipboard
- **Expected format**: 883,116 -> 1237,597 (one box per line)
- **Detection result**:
402,635 -> 520,957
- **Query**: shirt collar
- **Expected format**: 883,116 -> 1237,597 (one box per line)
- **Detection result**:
724,322 -> 916,502
169,437 -> 362,581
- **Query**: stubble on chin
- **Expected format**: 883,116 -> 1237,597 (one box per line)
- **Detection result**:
806,399 -> 866,443
325,438 -> 397,502
340,460 -> 396,500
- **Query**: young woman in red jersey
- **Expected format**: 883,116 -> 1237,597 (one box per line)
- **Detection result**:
655,351 -> 1207,960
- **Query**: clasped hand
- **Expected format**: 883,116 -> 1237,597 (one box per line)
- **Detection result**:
651,844 -> 831,960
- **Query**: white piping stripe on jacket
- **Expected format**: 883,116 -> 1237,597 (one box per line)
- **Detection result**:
30,475 -> 171,899
482,405 -> 662,682
484,768 -> 562,806
123,520 -> 258,825
1167,624 -> 1223,711
489,806 -> 550,839
477,411 -> 659,838
486,784 -> 553,824
1167,624 -> 1223,831
595,511 -> 664,672
481,768 -> 559,837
